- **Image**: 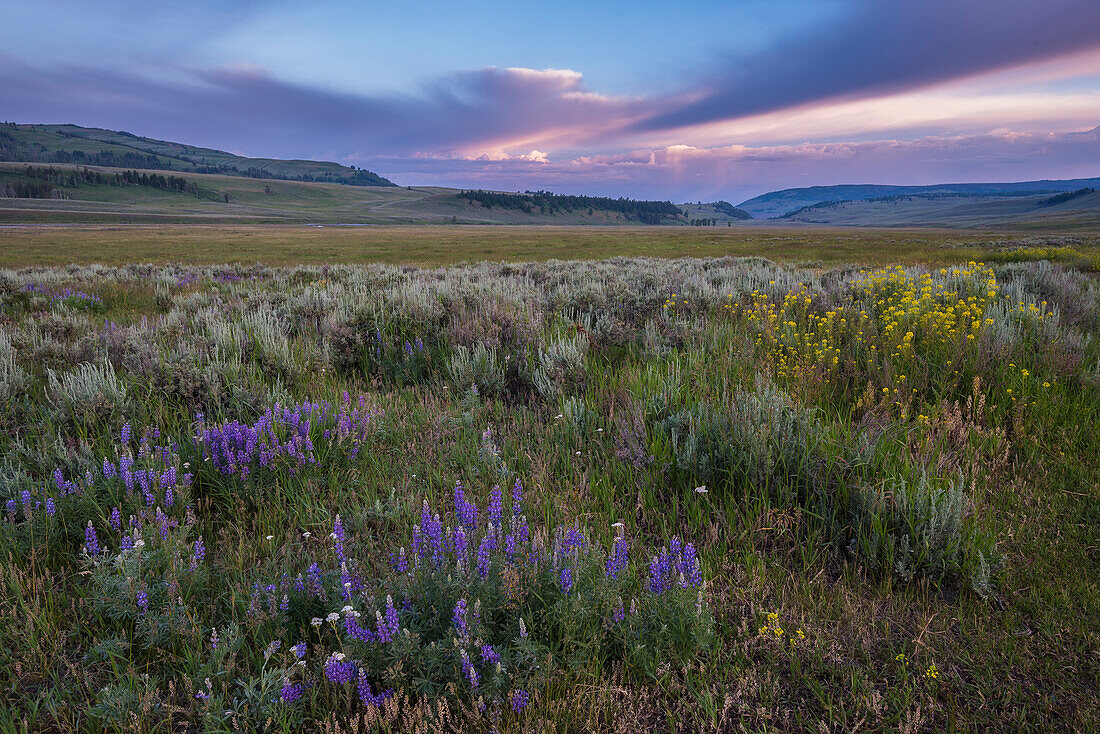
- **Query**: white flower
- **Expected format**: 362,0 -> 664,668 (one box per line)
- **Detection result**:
341,605 -> 354,613
266,535 -> 274,540
575,451 -> 581,455
302,531 -> 311,538
330,652 -> 346,661
311,618 -> 322,626
694,485 -> 708,494
596,428 -> 603,432
555,414 -> 563,419
326,612 -> 340,622
347,609 -> 361,618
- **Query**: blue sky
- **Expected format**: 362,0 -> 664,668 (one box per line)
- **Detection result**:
3,0 -> 1099,202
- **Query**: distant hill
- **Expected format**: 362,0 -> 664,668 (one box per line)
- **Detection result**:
0,123 -> 395,187
738,179 -> 1100,219
772,187 -> 1100,228
679,200 -> 753,224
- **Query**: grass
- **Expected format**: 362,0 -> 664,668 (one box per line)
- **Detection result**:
4,223 -> 1098,268
1,251 -> 1099,732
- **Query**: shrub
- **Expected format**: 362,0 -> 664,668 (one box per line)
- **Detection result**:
46,358 -> 128,424
449,344 -> 505,398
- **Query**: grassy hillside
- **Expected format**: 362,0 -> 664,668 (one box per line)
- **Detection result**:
739,178 -> 1100,219
0,162 -> 711,226
777,189 -> 1100,228
0,123 -> 395,186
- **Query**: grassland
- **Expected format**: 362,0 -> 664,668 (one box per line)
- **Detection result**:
1,245 -> 1099,732
4,223 -> 1100,269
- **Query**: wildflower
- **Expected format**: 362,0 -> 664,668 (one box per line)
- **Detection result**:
324,653 -> 357,684
605,535 -> 629,580
453,598 -> 470,635
357,675 -> 393,707
460,649 -> 479,687
332,514 -> 346,561
326,612 -> 340,623
694,485 -> 707,494
612,597 -> 625,623
83,521 -> 101,556
518,617 -> 528,638
481,644 -> 501,665
925,663 -> 939,680
210,628 -> 220,650
279,681 -> 304,704
559,567 -> 574,595
136,590 -> 149,613
44,497 -> 56,517
191,535 -> 205,570
511,689 -> 530,712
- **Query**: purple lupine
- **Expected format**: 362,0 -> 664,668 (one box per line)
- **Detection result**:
121,423 -> 131,446
511,478 -> 524,519
452,598 -> 469,635
324,654 -> 358,684
563,525 -> 586,555
291,641 -> 307,659
454,482 -> 478,529
459,649 -> 479,687
109,506 -> 121,531
83,521 -> 100,555
393,547 -> 408,574
612,597 -> 626,623
44,497 -> 56,517
487,485 -> 504,532
680,542 -> 702,588
344,612 -> 379,643
504,534 -> 516,562
605,535 -> 629,580
332,514 -> 346,562
511,689 -> 530,712
191,536 -> 205,571
481,644 -> 501,665
559,567 -> 574,595
280,682 -> 304,703
648,550 -> 673,595
375,596 -> 400,643
357,675 -> 393,707
102,458 -> 117,479
476,534 -> 494,579
136,589 -> 149,613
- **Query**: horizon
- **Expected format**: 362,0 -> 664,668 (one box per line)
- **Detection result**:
3,1 -> 1100,201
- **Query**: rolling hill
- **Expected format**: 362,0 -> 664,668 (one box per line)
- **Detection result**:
771,187 -> 1100,228
738,179 -> 1100,219
0,123 -> 395,187
0,162 -> 691,225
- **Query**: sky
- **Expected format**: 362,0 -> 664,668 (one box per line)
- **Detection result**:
2,0 -> 1100,203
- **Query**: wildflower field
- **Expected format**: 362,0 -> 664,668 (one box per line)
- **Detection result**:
1,253 -> 1099,732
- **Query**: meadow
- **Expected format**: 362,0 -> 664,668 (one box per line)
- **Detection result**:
1,248 -> 1099,732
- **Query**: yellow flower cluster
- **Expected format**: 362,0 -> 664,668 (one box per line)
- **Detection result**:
736,263 -> 1003,386
850,263 -> 998,356
758,612 -> 805,647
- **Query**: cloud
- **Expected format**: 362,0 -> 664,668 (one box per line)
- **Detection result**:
0,60 -> 647,160
635,0 -> 1100,132
358,127 -> 1100,203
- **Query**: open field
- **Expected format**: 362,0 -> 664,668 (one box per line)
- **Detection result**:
3,223 -> 1100,269
1,247 -> 1099,732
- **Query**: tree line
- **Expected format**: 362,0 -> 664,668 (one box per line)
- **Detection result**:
457,190 -> 682,224
0,165 -> 202,199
